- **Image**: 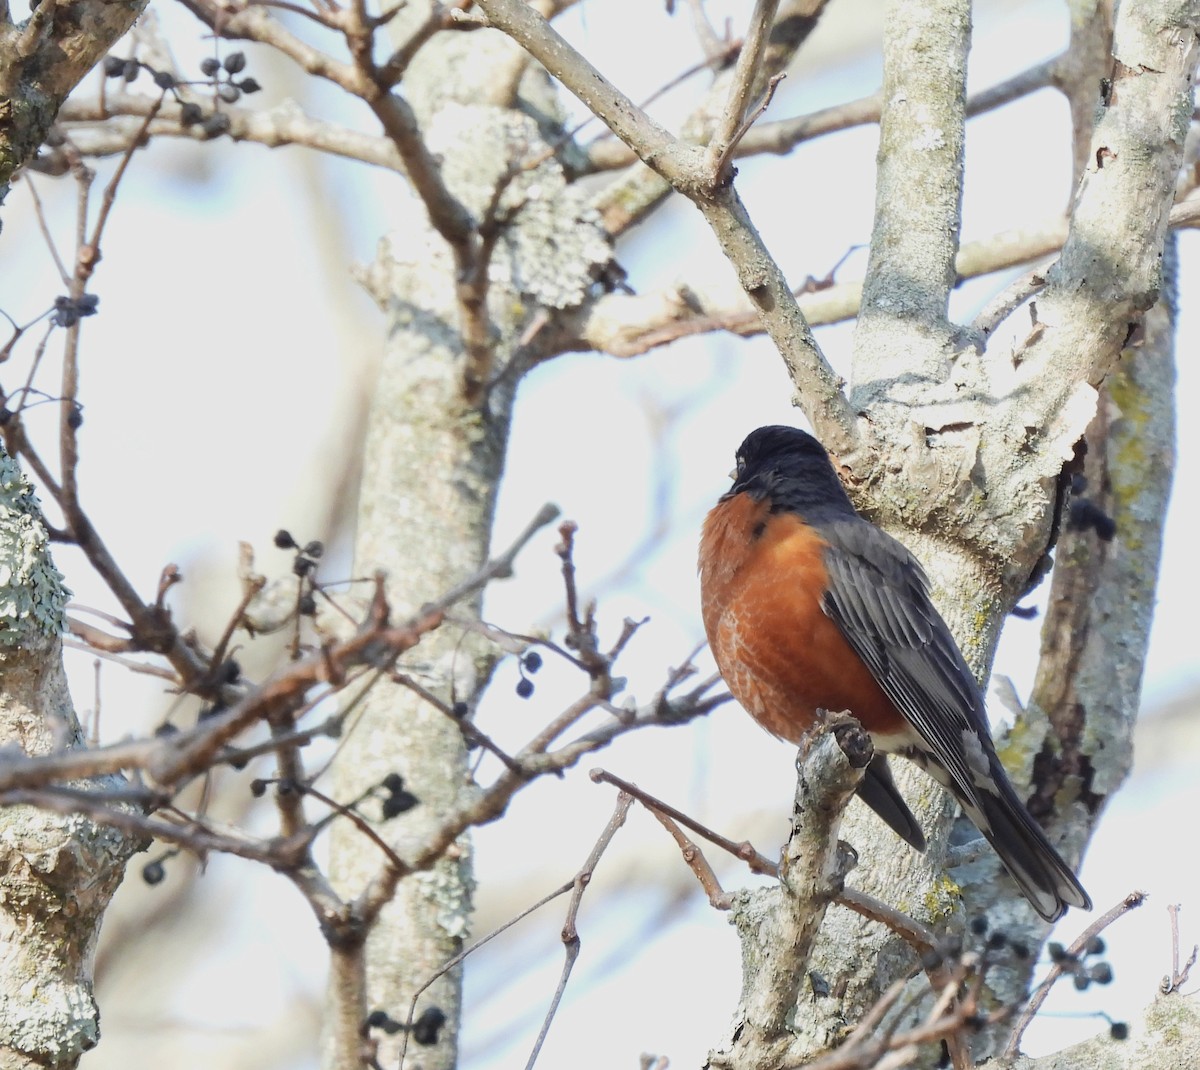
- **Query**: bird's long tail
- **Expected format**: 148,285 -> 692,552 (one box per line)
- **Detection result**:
957,763 -> 1091,923
857,754 -> 927,852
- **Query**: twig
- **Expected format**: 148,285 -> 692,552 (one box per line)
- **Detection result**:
1004,890 -> 1146,1057
289,781 -> 408,874
836,887 -> 938,959
392,671 -> 526,775
84,92 -> 165,267
704,0 -> 782,184
590,766 -> 777,876
430,502 -> 561,612
591,766 -> 941,958
24,177 -> 71,285
685,0 -> 729,64
971,262 -> 1053,339
524,791 -> 633,1070
648,806 -> 732,909
399,877 -> 576,1066
1163,903 -> 1197,994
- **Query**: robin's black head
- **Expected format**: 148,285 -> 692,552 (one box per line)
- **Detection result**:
725,425 -> 855,517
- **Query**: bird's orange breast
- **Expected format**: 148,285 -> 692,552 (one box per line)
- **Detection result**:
699,494 -> 903,743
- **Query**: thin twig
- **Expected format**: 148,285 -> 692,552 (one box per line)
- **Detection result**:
398,877 -> 576,1066
648,807 -> 732,909
24,177 -> 71,284
1004,890 -> 1146,1057
704,0 -> 780,185
590,767 -> 777,874
524,791 -> 633,1070
1164,903 -> 1197,994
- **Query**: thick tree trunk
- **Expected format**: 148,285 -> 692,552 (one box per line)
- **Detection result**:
0,451 -> 142,1068
324,9 -> 610,1067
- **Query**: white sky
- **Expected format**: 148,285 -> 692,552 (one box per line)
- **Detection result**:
0,1 -> 1196,1067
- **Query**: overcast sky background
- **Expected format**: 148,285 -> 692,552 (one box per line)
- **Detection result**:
0,1 -> 1196,1067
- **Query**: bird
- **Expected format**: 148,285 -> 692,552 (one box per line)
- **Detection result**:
698,424 -> 1091,921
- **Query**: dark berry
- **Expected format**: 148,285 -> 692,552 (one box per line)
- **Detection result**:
382,789 -> 419,819
238,77 -> 262,94
382,773 -> 404,793
274,530 -> 297,549
1086,936 -> 1107,956
412,1007 -> 446,1045
515,678 -> 534,699
104,56 -> 125,78
201,113 -> 231,138
303,540 -> 324,558
451,702 -> 468,718
223,51 -> 247,74
522,651 -> 543,673
1090,962 -> 1114,984
122,59 -> 140,82
250,779 -> 268,798
153,70 -> 176,90
142,860 -> 166,885
1110,1022 -> 1128,1041
298,593 -> 317,616
180,102 -> 203,127
969,916 -> 989,936
1048,942 -> 1068,963
200,57 -> 221,77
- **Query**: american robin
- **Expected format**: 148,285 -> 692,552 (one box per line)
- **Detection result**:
699,425 -> 1091,921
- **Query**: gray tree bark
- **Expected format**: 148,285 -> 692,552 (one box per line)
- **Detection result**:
0,450 -> 142,1068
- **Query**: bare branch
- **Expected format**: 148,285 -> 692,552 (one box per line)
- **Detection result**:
1004,890 -> 1146,1057
704,0 -> 780,184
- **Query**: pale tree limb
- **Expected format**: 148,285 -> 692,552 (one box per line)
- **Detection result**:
850,0 -> 971,413
984,1 -> 1198,499
583,53 -> 1059,174
1007,992 -> 1200,1070
0,447 -> 143,1069
709,720 -> 870,1070
0,0 -> 150,184
703,0 -> 780,184
52,94 -> 407,174
575,219 -> 1068,358
591,0 -> 831,237
474,0 -> 858,454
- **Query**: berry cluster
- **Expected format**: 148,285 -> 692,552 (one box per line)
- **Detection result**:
101,51 -> 262,139
364,1006 -> 445,1045
273,529 -> 325,616
514,650 -> 542,699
